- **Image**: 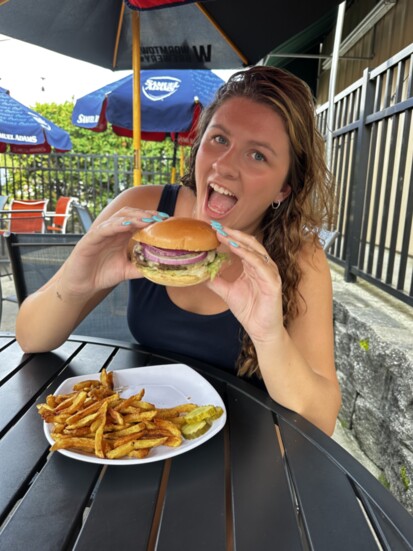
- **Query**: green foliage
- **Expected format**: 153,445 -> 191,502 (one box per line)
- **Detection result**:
33,101 -> 176,158
359,338 -> 369,351
1,101 -> 190,210
378,472 -> 390,489
400,465 -> 410,491
339,418 -> 349,430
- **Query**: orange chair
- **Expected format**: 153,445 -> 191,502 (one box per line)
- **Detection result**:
47,196 -> 74,233
0,199 -> 49,233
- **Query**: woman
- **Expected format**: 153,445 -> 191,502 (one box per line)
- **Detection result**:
16,66 -> 341,435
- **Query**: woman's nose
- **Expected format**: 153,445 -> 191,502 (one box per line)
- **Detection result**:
212,148 -> 238,179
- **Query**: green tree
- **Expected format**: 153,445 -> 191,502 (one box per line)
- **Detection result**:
34,101 -> 175,158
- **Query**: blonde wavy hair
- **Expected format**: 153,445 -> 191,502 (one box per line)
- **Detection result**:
181,66 -> 334,379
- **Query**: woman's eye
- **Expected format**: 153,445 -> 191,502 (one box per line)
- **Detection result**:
252,151 -> 266,162
213,134 -> 227,145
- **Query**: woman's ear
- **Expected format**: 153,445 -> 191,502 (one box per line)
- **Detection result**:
274,183 -> 292,204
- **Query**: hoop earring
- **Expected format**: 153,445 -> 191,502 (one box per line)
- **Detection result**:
272,201 -> 281,210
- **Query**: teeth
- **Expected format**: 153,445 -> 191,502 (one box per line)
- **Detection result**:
209,183 -> 235,197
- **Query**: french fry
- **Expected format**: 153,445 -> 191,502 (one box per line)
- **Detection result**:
164,436 -> 183,447
104,422 -> 146,439
65,411 -> 100,430
108,407 -> 124,425
127,449 -> 150,459
110,430 -> 148,448
154,404 -> 197,418
123,411 -> 157,423
106,441 -> 135,459
63,427 -> 92,437
94,402 -> 109,458
37,368 -> 222,460
113,390 -> 146,412
51,436 -> 95,452
73,380 -> 101,391
132,437 -> 168,449
153,418 -> 182,438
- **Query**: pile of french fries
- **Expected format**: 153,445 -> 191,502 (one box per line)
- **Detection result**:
37,368 -> 222,460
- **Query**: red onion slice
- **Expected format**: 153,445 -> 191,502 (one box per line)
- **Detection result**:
142,244 -> 207,266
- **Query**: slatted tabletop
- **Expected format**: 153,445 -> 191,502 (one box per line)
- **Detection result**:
0,333 -> 412,550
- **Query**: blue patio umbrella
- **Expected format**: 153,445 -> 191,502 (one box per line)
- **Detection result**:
0,88 -> 72,154
72,69 -> 224,140
72,69 -> 224,181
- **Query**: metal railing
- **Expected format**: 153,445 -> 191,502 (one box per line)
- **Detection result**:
0,153 -> 175,222
317,43 -> 413,307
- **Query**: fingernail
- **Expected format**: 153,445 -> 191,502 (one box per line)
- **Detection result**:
152,215 -> 165,222
211,220 -> 223,228
216,228 -> 228,236
122,220 -> 132,226
141,217 -> 154,223
157,212 -> 170,219
229,240 -> 239,248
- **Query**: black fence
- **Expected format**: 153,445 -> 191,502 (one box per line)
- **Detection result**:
317,43 -> 413,307
0,153 -> 175,222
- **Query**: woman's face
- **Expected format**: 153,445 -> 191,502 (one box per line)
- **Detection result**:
194,96 -> 291,235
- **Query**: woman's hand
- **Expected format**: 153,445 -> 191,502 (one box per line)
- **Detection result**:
206,227 -> 284,344
59,207 -> 165,298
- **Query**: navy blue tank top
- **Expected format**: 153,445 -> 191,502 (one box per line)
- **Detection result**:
127,184 -> 243,372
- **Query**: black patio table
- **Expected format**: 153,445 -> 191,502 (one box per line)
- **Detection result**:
0,332 -> 412,550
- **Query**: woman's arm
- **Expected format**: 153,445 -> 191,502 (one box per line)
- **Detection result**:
16,186 -> 163,352
255,246 -> 340,435
208,229 -> 341,435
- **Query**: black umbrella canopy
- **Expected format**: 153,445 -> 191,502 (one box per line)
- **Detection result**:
0,0 -> 343,71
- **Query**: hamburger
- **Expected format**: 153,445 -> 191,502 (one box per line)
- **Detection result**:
128,217 -> 228,287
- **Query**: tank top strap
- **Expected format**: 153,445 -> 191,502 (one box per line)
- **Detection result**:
157,184 -> 181,216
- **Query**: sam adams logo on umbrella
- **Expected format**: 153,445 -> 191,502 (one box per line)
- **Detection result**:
142,76 -> 181,102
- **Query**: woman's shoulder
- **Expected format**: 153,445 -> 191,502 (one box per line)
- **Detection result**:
112,184 -> 195,213
297,236 -> 331,284
112,184 -> 165,209
292,236 -> 333,319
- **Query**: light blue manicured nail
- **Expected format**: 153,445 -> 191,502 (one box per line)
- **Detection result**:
152,215 -> 165,222
122,220 -> 132,226
211,220 -> 223,228
157,212 -> 169,219
216,228 -> 228,236
141,217 -> 154,223
229,240 -> 239,248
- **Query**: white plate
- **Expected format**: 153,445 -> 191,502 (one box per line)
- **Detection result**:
44,364 -> 226,465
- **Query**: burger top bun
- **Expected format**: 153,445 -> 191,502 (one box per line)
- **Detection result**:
132,217 -> 219,251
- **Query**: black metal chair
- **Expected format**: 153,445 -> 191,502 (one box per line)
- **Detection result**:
4,232 -> 133,341
72,202 -> 94,233
0,195 -> 10,273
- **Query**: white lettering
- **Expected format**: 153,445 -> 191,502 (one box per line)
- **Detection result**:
144,80 -> 179,93
76,114 -> 99,124
142,76 -> 182,102
0,132 -> 37,143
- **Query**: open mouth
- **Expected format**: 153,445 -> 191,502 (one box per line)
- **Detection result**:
207,183 -> 238,216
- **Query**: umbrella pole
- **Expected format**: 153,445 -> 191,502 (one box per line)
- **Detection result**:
132,11 -> 142,186
180,146 -> 184,177
171,134 -> 179,184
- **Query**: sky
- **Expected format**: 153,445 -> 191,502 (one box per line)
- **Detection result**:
0,34 -> 234,107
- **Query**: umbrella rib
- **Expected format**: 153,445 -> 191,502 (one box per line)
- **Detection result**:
113,1 -> 125,70
195,2 -> 248,65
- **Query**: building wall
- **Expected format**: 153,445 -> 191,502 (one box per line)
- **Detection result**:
318,0 -> 413,103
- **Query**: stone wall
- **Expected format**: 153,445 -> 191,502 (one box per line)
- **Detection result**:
331,265 -> 413,514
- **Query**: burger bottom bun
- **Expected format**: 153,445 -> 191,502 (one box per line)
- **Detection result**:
138,265 -> 211,287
